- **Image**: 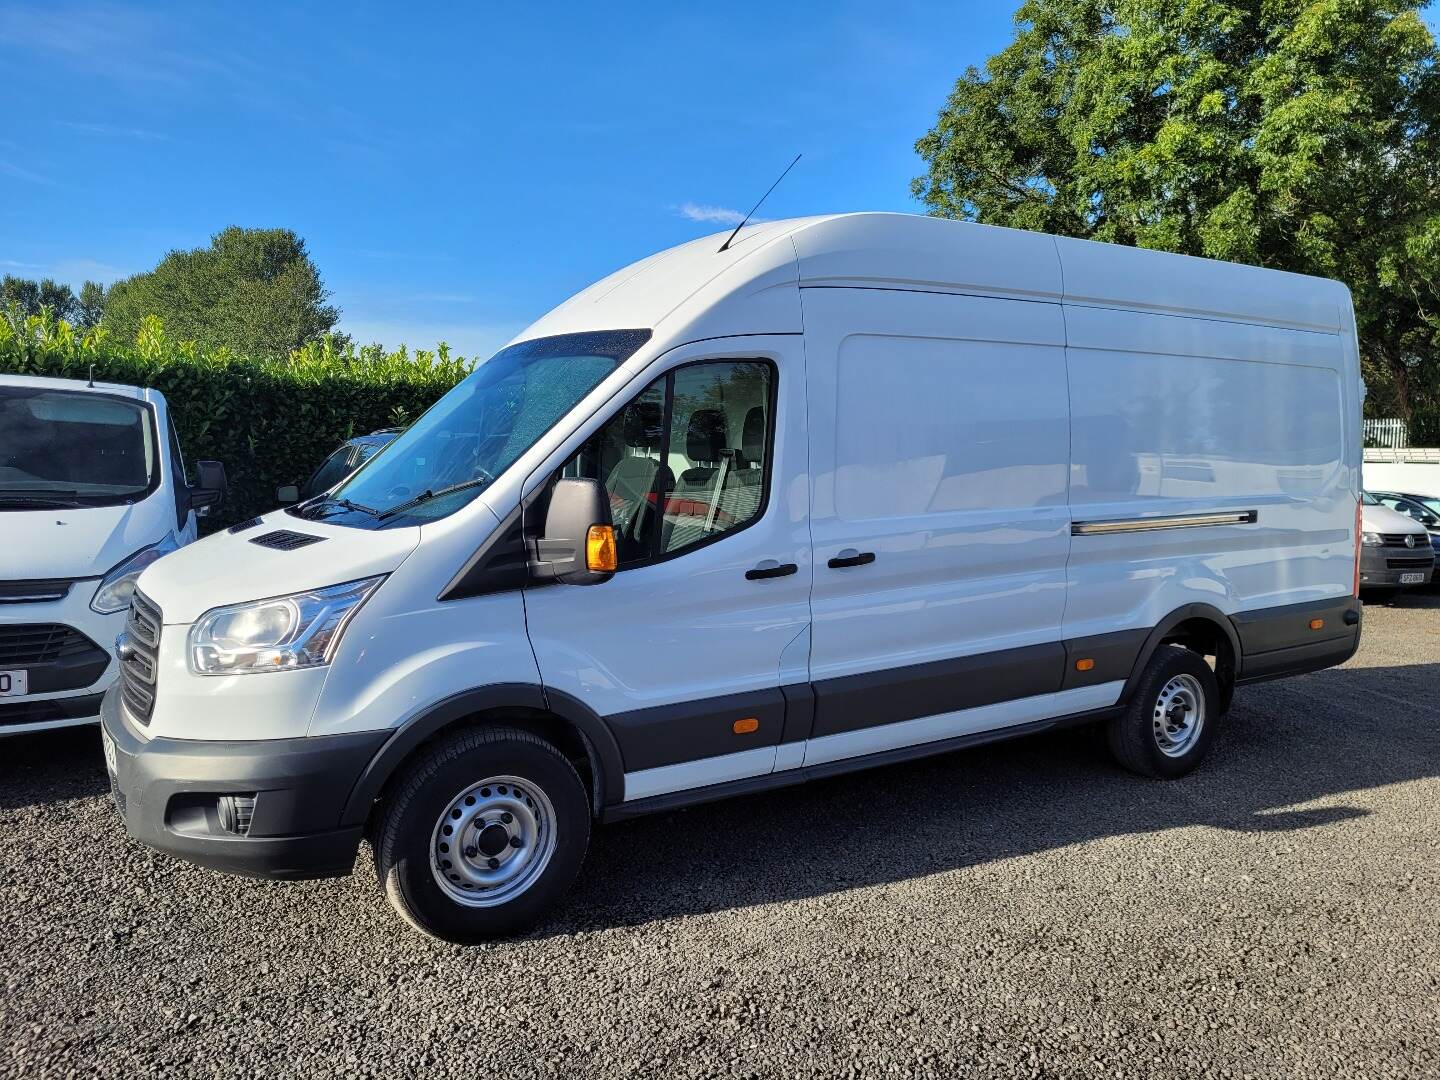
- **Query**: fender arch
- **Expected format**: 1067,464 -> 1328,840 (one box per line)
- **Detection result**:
338,683 -> 625,826
1119,603 -> 1242,705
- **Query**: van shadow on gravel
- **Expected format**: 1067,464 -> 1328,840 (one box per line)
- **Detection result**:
2,603 -> 1436,938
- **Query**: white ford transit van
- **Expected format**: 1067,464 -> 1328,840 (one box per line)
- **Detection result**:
101,214 -> 1363,942
1,375 -> 225,735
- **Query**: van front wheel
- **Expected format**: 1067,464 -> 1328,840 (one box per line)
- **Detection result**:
374,726 -> 590,942
1107,645 -> 1220,779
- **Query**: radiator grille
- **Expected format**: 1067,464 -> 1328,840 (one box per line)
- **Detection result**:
0,624 -> 97,665
119,591 -> 162,725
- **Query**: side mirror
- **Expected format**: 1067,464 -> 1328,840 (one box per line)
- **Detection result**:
530,477 -> 615,586
188,459 -> 228,517
276,484 -> 300,504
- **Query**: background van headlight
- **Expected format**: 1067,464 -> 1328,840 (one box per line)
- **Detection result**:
188,577 -> 384,675
1361,531 -> 1384,546
91,534 -> 180,614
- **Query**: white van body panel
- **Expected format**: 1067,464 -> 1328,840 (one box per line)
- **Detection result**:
1,375 -> 197,735
802,287 -> 1071,685
114,214 -> 1362,857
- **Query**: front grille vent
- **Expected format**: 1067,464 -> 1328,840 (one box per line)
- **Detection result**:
1386,556 -> 1434,570
0,579 -> 74,605
1379,533 -> 1422,546
227,517 -> 264,534
250,530 -> 325,551
119,591 -> 162,725
0,624 -> 98,665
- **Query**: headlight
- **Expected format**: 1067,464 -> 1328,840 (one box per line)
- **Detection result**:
187,576 -> 384,676
1361,531 -> 1384,546
91,534 -> 180,614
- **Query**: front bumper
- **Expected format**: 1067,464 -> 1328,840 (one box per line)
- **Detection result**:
100,686 -> 387,880
1359,545 -> 1435,587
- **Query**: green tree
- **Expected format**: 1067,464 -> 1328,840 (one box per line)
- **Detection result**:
1,276 -> 78,321
76,280 -> 106,329
913,0 -> 1440,420
103,227 -> 343,357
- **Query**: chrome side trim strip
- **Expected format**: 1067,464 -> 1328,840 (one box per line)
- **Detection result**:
1071,509 -> 1258,536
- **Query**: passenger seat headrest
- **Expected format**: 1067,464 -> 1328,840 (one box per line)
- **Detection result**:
741,406 -> 766,463
686,409 -> 727,462
623,401 -> 664,449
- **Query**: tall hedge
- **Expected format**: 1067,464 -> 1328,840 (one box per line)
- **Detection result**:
0,306 -> 473,529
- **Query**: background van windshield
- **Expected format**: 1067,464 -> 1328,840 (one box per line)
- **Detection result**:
328,329 -> 651,528
0,387 -> 156,506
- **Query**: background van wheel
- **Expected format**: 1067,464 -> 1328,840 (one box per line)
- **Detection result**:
1107,645 -> 1220,779
374,726 -> 590,943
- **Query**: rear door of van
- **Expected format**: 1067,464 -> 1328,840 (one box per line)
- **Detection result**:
800,288 -> 1084,767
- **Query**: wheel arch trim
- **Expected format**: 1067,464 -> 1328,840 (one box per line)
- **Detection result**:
338,683 -> 625,826
1119,603 -> 1242,705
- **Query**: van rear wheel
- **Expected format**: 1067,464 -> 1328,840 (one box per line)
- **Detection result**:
374,726 -> 590,943
1107,645 -> 1219,779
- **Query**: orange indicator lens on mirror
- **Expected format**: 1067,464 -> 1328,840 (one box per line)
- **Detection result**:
586,525 -> 618,572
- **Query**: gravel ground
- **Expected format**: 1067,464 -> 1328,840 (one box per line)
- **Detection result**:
3,593 -> 1438,1079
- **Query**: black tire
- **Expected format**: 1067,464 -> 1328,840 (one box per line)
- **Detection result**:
1107,645 -> 1220,779
374,726 -> 590,943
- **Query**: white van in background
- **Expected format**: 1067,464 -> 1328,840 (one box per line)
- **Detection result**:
1,375 -> 226,734
102,213 -> 1362,942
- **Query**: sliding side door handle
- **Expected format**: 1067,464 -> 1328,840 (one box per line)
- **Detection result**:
827,548 -> 876,569
746,560 -> 798,581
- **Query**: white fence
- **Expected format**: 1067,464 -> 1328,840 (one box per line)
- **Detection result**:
1364,418 -> 1408,448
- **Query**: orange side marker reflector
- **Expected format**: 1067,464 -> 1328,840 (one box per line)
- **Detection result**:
1309,618 -> 1325,631
1074,658 -> 1095,672
586,525 -> 618,572
733,717 -> 759,735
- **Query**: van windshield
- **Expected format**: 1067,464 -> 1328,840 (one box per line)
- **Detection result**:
315,329 -> 651,529
0,387 -> 157,509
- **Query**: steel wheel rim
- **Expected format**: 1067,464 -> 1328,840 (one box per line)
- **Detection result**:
429,775 -> 557,907
1152,673 -> 1205,757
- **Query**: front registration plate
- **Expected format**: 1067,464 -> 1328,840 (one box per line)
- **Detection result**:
102,729 -> 118,777
0,669 -> 27,697
1400,572 -> 1426,585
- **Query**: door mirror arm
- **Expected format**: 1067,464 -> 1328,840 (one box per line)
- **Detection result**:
187,459 -> 228,517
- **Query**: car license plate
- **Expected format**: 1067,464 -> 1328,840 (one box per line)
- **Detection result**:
1400,572 -> 1426,585
102,729 -> 118,777
0,669 -> 27,697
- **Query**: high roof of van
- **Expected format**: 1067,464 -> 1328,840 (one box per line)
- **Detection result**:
512,212 -> 1352,353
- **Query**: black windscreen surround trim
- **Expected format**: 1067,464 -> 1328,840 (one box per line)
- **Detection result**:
808,642 -> 1067,740
607,687 -> 786,772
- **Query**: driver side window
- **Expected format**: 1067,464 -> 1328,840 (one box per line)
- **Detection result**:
560,359 -> 774,567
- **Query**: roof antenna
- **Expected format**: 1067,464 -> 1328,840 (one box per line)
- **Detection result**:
718,153 -> 802,253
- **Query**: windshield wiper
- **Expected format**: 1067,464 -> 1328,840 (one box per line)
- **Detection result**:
0,490 -> 88,508
301,495 -> 377,519
376,476 -> 491,522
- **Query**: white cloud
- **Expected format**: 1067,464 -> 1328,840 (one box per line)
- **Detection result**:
339,319 -> 524,361
674,202 -> 747,226
61,121 -> 170,141
0,160 -> 52,185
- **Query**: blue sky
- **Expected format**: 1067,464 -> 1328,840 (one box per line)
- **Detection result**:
0,2 -> 1019,357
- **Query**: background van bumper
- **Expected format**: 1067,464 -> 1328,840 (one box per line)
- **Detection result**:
100,687 -> 387,880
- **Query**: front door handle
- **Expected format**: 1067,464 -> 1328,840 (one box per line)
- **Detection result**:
746,560 -> 798,581
827,548 -> 876,569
